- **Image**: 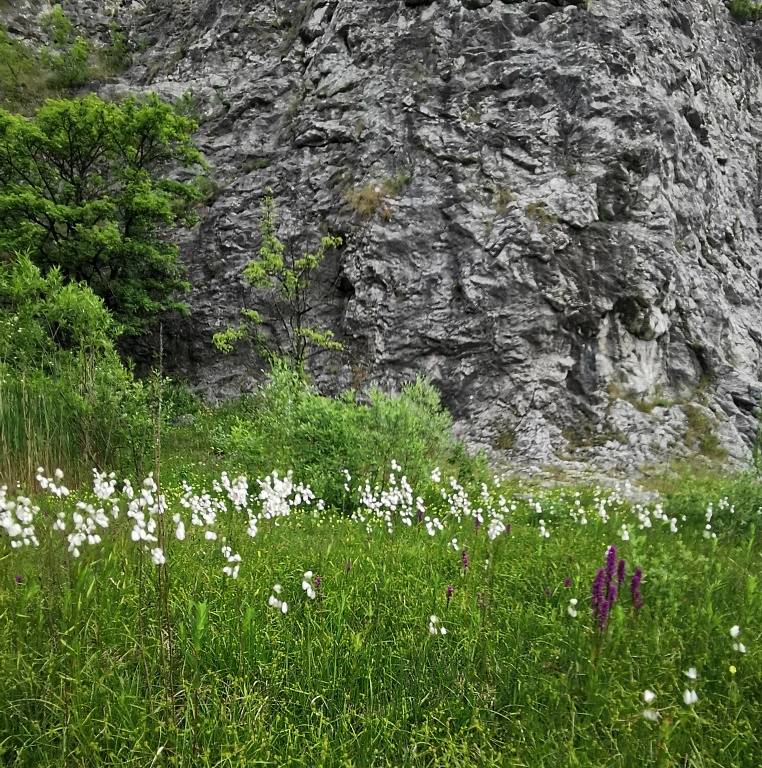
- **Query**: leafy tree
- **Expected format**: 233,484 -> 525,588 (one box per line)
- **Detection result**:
213,192 -> 343,369
0,94 -> 205,334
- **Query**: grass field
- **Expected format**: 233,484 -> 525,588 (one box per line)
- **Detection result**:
1,455 -> 761,767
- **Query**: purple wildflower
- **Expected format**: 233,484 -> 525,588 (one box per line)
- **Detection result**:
592,545 -> 623,631
591,568 -> 605,612
563,577 -> 572,588
314,575 -> 322,590
446,584 -> 454,606
14,574 -> 23,585
631,567 -> 644,611
461,549 -> 470,571
605,545 -> 617,579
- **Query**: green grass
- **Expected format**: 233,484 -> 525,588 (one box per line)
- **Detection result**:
1,461 -> 761,767
0,373 -> 89,488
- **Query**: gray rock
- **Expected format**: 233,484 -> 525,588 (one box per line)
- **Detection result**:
4,0 -> 762,471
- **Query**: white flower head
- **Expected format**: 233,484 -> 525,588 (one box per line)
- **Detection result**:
730,625 -> 741,639
642,709 -> 660,722
427,614 -> 447,636
733,642 -> 747,653
567,598 -> 578,618
151,547 -> 165,566
683,689 -> 698,706
684,667 -> 698,680
643,689 -> 656,704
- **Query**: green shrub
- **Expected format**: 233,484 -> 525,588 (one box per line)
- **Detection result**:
217,363 -> 486,509
41,5 -> 92,89
98,22 -> 131,74
729,0 -> 762,22
0,255 -> 152,485
0,27 -> 50,112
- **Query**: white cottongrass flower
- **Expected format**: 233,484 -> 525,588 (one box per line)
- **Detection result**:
172,513 -> 186,541
567,598 -> 578,618
301,571 -> 316,599
684,667 -> 698,680
448,537 -> 460,551
643,689 -> 656,704
730,625 -> 741,639
642,709 -> 660,722
221,544 -> 241,579
683,689 -> 698,706
151,547 -> 166,566
268,584 -> 288,614
733,642 -> 747,653
428,614 -> 447,636
36,467 -> 70,498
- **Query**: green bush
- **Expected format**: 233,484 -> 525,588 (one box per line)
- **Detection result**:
0,27 -> 49,112
729,0 -> 762,22
0,255 -> 152,485
98,22 -> 131,74
217,363 -> 486,509
41,5 -> 92,89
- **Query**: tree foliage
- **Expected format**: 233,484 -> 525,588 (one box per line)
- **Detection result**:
213,192 -> 343,369
0,94 -> 205,334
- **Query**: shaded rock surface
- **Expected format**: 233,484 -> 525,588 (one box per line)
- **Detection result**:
5,0 -> 762,470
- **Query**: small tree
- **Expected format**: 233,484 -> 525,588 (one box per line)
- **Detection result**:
0,94 -> 205,334
213,192 -> 343,370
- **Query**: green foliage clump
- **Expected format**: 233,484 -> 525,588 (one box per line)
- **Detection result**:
213,192 -> 343,368
217,363 -> 486,508
729,0 -> 762,22
0,8 -> 132,113
0,255 -> 152,485
40,4 -> 91,90
0,27 -> 49,112
97,22 -> 132,74
0,94 -> 205,334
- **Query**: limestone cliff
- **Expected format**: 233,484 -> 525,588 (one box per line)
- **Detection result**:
3,0 -> 762,468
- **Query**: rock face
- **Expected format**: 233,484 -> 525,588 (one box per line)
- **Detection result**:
5,0 -> 762,468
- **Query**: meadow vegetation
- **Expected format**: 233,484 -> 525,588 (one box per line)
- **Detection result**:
0,364 -> 761,766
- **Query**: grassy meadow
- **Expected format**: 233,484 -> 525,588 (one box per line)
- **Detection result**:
1,391 -> 761,767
